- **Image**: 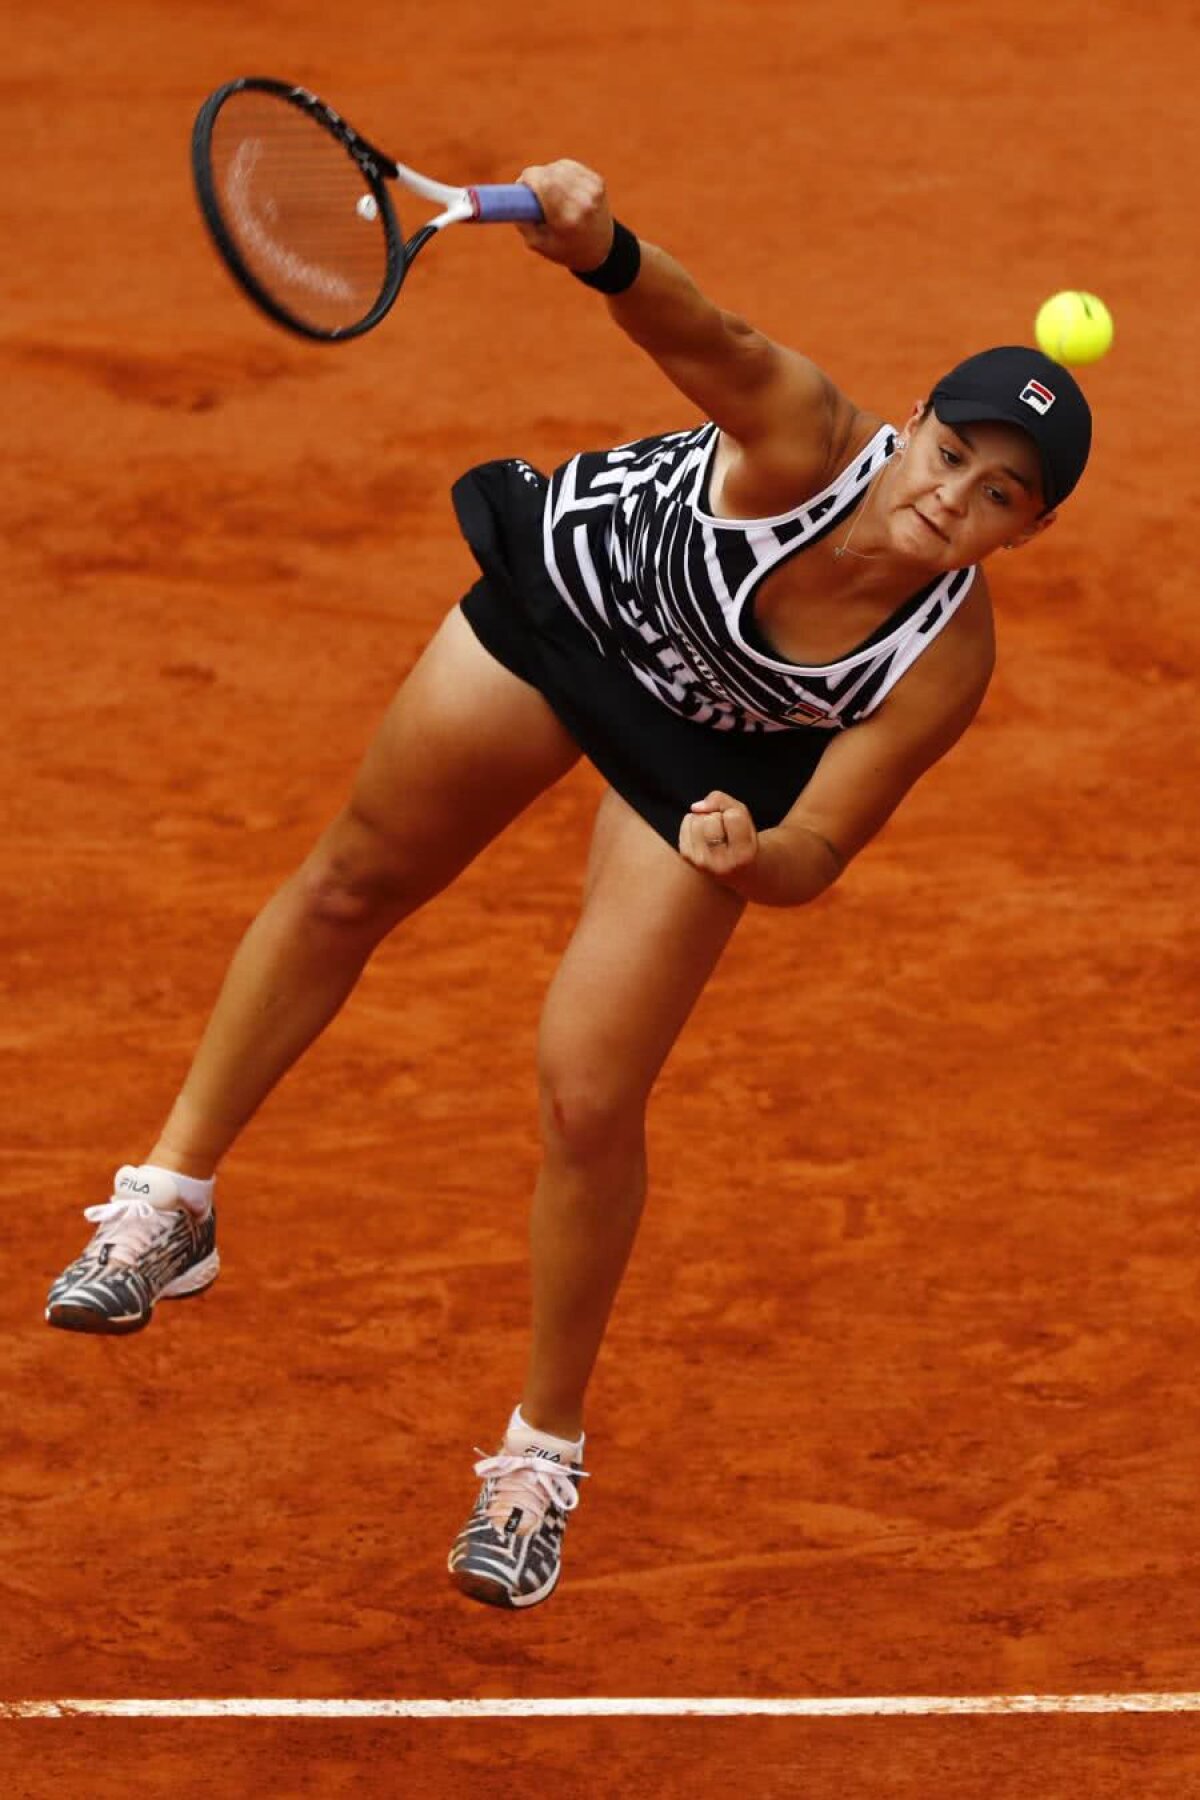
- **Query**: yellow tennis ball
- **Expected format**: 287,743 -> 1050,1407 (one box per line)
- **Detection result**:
1034,290 -> 1114,366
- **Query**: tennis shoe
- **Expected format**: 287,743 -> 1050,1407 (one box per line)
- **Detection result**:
45,1164 -> 218,1336
448,1413 -> 586,1610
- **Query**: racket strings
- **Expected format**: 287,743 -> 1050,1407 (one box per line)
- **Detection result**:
209,93 -> 394,334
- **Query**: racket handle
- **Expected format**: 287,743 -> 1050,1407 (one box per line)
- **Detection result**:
467,183 -> 544,224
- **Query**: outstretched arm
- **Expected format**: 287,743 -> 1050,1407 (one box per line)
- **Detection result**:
518,159 -> 836,460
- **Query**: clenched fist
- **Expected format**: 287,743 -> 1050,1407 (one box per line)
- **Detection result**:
514,160 -> 614,274
678,791 -> 758,879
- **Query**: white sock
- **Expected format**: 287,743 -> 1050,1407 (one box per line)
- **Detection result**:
509,1405 -> 584,1459
145,1165 -> 215,1212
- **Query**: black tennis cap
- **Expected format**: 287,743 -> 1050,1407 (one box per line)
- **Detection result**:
930,346 -> 1092,510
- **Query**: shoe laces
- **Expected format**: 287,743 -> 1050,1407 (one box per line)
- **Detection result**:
473,1450 -> 588,1535
82,1195 -> 178,1268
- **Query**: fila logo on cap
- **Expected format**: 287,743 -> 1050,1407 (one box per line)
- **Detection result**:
1020,378 -> 1056,416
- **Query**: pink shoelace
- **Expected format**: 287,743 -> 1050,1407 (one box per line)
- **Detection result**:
81,1195 -> 177,1269
473,1451 -> 588,1535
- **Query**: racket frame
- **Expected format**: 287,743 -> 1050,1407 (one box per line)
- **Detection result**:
192,77 -> 540,342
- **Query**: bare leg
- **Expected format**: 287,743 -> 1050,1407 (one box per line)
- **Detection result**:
521,791 -> 745,1441
148,609 -> 580,1178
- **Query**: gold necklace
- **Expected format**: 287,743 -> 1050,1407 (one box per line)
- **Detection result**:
832,462 -> 888,562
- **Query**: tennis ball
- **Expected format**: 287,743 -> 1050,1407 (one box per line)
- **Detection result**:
1034,290 -> 1113,366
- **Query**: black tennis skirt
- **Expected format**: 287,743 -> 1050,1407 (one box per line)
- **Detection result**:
454,458 -> 831,848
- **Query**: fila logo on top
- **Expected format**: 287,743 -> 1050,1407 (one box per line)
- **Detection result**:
1020,378 -> 1056,416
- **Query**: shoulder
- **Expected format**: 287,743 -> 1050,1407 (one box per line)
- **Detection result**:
954,563 -> 996,679
718,366 -> 887,515
777,566 -> 993,866
883,566 -> 995,745
751,358 -> 878,478
824,389 -> 888,475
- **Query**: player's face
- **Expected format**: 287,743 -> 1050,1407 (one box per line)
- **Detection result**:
882,408 -> 1052,567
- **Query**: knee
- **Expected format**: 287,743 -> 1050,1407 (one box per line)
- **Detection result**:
296,807 -> 416,932
537,1056 -> 647,1167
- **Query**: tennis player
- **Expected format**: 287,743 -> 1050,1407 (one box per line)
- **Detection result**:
45,160 -> 1092,1611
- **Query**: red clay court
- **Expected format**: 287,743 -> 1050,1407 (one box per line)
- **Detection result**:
3,1 -> 1199,1793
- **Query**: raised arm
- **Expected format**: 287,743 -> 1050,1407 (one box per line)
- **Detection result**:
518,159 -> 838,464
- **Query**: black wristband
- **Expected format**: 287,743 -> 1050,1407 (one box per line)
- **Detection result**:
570,220 -> 641,295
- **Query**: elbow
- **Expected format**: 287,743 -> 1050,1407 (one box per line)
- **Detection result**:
737,873 -> 837,910
731,824 -> 847,908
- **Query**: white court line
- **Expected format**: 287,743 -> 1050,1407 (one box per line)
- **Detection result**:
6,1694 -> 1200,1719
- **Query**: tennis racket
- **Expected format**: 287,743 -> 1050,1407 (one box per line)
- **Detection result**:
191,77 -> 544,342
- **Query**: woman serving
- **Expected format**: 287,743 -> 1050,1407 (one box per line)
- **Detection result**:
47,159 -> 1092,1613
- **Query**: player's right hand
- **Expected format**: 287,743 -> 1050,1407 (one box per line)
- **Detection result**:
515,160 -> 614,274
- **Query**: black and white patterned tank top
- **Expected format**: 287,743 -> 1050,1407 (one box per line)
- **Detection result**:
541,421 -> 977,733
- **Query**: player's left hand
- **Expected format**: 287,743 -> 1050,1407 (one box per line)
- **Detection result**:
678,791 -> 758,879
